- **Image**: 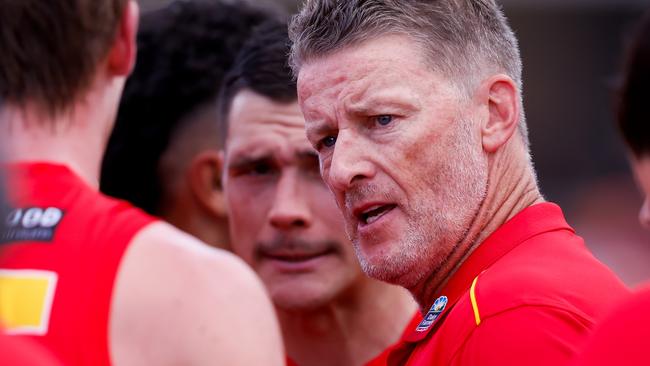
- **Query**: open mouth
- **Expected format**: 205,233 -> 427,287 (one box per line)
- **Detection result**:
358,204 -> 396,225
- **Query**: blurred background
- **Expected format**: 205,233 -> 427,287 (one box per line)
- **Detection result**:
140,0 -> 650,286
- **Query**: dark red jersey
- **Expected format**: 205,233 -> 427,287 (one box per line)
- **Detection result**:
0,163 -> 156,365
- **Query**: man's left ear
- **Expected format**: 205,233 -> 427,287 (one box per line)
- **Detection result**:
107,0 -> 139,76
188,150 -> 227,218
479,75 -> 520,153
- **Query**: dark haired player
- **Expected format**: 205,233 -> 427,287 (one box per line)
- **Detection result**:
101,1 -> 268,250
219,21 -> 417,366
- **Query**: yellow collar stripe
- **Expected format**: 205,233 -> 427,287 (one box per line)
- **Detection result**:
470,275 -> 481,326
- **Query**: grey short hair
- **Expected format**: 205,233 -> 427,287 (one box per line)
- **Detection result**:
289,0 -> 529,145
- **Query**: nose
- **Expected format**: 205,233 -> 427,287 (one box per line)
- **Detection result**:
325,131 -> 375,192
639,198 -> 650,230
268,169 -> 312,230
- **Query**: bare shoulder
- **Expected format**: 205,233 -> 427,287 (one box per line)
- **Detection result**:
128,221 -> 259,284
110,222 -> 284,366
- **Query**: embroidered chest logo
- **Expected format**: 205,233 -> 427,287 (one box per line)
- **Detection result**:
1,207 -> 64,244
416,296 -> 448,332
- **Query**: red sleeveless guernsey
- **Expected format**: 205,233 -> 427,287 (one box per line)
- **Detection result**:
0,331 -> 62,365
0,162 -> 156,365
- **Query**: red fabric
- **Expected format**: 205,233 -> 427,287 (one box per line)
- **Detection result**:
379,203 -> 629,366
0,331 -> 62,366
0,163 -> 156,365
572,284 -> 650,366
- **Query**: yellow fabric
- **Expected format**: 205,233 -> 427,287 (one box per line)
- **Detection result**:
0,270 -> 57,335
470,275 -> 481,326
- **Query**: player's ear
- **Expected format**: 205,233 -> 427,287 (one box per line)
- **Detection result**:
188,150 -> 227,219
479,75 -> 520,153
107,0 -> 139,76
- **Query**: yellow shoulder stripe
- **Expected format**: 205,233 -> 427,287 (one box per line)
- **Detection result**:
470,275 -> 481,326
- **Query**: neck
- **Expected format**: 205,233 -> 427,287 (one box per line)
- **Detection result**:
279,279 -> 416,366
0,79 -> 122,189
164,207 -> 230,250
411,140 -> 544,310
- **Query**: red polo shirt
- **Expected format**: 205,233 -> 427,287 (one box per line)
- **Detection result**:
572,284 -> 650,366
383,203 -> 629,366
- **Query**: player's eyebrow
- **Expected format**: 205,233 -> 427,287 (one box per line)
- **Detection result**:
345,95 -> 418,116
305,120 -> 335,141
228,153 -> 274,170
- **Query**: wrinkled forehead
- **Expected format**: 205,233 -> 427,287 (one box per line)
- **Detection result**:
296,36 -> 449,121
226,91 -> 314,160
229,122 -> 313,158
297,34 -> 422,73
298,44 -> 404,101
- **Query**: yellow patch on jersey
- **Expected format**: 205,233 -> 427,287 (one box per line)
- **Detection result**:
0,270 -> 58,335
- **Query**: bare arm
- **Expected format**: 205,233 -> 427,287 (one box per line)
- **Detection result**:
109,222 -> 284,366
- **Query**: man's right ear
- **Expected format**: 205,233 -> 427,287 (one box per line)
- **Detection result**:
107,0 -> 139,76
188,150 -> 227,219
479,74 -> 520,154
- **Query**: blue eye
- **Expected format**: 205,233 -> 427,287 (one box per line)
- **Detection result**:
376,115 -> 393,126
322,136 -> 337,148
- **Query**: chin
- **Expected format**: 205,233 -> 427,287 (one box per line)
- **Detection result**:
361,258 -> 416,286
272,292 -> 332,312
357,242 -> 429,288
269,282 -> 340,311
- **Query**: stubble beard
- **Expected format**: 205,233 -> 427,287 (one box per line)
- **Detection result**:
353,118 -> 488,289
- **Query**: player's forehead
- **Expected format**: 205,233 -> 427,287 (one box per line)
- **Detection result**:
226,90 -> 312,163
298,35 -> 435,117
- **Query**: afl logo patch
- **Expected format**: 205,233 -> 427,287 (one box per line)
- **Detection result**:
416,296 -> 448,332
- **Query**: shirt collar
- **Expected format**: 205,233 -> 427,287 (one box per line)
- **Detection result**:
402,202 -> 573,342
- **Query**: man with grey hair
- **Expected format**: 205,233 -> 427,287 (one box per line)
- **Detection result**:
289,1 -> 629,365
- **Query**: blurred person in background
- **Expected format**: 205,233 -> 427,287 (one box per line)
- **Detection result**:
573,10 -> 650,366
619,12 -> 650,231
0,0 -> 283,365
289,0 -> 629,365
219,21 -> 417,366
101,0 -> 268,250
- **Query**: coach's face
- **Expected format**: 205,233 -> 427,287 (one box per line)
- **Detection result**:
632,156 -> 650,229
223,90 -> 362,310
297,35 -> 489,288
